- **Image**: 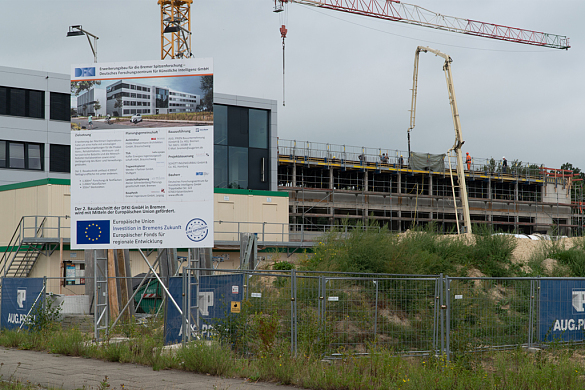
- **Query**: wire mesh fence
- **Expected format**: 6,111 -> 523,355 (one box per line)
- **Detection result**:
180,271 -> 585,359
3,273 -> 585,360
446,277 -> 537,355
184,269 -> 441,358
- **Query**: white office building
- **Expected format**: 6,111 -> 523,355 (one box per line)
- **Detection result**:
76,88 -> 106,117
0,66 -> 71,186
105,80 -> 199,117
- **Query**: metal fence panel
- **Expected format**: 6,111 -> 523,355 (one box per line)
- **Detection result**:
322,276 -> 438,357
446,277 -> 535,356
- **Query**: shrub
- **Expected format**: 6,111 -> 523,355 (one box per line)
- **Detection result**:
470,226 -> 517,277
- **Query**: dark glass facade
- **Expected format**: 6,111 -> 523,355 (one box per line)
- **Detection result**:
156,88 -> 169,108
214,104 -> 270,190
0,86 -> 45,119
50,144 -> 71,173
50,92 -> 70,121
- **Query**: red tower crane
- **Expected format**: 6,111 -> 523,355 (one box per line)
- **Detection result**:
273,0 -> 570,49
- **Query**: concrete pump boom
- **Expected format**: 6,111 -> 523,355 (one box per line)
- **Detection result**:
409,46 -> 472,234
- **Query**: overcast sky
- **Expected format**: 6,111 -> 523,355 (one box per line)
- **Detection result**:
1,0 -> 583,170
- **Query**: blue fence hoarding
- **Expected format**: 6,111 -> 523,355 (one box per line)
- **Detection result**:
539,279 -> 585,342
1,278 -> 44,330
165,274 -> 244,345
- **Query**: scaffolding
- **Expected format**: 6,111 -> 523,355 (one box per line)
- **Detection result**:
278,139 -> 582,236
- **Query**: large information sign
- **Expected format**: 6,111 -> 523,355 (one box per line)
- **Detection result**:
70,59 -> 214,249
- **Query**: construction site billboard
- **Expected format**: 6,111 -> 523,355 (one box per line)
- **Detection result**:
70,58 -> 214,249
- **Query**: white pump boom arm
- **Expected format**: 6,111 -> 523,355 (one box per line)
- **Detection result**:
408,46 -> 472,234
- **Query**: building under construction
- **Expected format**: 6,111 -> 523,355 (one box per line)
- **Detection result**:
277,139 -> 584,236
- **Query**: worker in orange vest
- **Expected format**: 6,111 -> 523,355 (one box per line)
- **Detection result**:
466,152 -> 472,171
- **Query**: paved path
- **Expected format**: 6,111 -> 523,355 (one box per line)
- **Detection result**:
0,347 -> 298,390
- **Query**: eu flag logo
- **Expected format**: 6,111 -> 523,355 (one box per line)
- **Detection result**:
77,220 -> 110,245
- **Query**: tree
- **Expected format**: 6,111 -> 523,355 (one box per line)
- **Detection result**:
561,162 -> 584,179
93,100 -> 101,112
114,97 -> 123,116
70,81 -> 101,96
199,75 -> 213,112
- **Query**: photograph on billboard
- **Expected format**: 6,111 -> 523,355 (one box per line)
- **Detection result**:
70,59 -> 214,250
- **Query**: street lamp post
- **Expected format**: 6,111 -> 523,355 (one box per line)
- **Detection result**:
67,25 -> 99,63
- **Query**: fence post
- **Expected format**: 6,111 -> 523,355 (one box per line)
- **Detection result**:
373,280 -> 378,337
291,269 -> 297,357
43,276 -> 47,313
434,276 -> 439,355
439,273 -> 445,356
182,271 -> 187,348
445,275 -> 451,362
262,222 -> 266,243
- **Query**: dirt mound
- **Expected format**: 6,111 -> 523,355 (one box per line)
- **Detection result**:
511,237 -> 581,264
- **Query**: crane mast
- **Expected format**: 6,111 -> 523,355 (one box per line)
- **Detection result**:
274,0 -> 570,49
159,0 -> 193,59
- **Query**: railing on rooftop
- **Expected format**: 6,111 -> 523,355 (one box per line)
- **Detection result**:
277,139 -> 548,181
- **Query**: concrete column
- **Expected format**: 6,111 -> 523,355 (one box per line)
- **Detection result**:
329,168 -> 334,189
488,178 -> 492,200
515,181 -> 519,201
292,164 -> 297,187
364,170 -> 368,192
397,173 -> 402,194
397,173 -> 402,232
428,174 -> 433,196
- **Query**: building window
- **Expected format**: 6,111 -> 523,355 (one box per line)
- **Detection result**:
0,140 -> 5,168
228,146 -> 248,189
9,143 -> 25,168
10,89 -> 26,117
214,145 -> 228,188
50,144 -> 70,173
29,90 -> 44,119
229,147 -> 248,189
249,109 -> 268,148
0,86 -> 45,119
27,144 -> 42,170
50,92 -> 70,121
0,141 -> 44,170
227,106 -> 249,147
156,88 -> 169,108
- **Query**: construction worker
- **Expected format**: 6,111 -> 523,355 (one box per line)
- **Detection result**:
466,152 -> 471,171
398,155 -> 404,168
502,156 -> 508,174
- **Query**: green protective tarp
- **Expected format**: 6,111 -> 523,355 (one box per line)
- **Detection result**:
409,152 -> 445,172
